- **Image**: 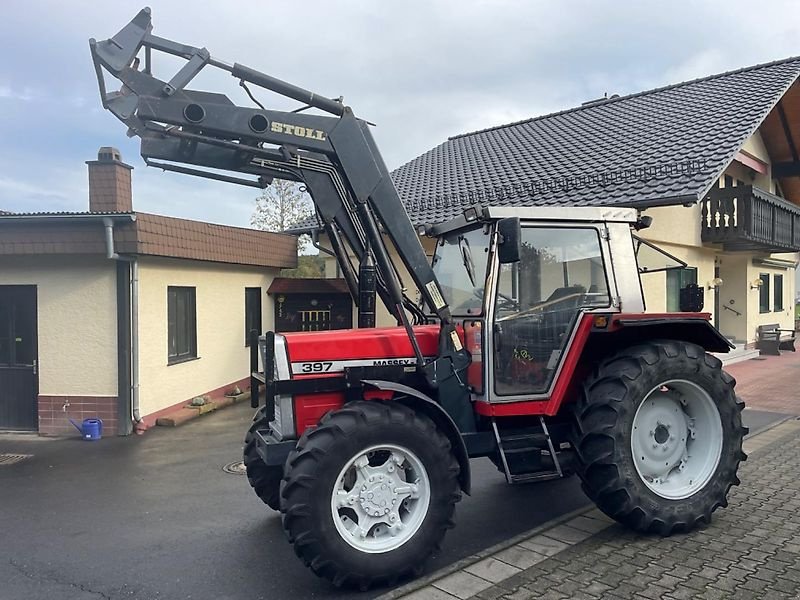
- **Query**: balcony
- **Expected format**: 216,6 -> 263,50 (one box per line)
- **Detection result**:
701,185 -> 800,252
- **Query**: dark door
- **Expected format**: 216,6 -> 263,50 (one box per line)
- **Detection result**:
0,286 -> 38,430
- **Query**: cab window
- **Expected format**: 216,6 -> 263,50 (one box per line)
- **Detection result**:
493,227 -> 609,396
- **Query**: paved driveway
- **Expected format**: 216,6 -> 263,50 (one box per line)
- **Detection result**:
0,400 -> 788,600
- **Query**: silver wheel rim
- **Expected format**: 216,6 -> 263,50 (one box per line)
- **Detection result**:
631,379 -> 723,500
330,444 -> 431,553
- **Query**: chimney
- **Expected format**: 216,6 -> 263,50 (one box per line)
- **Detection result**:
87,146 -> 134,213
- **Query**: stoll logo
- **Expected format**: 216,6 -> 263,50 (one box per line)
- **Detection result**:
271,122 -> 327,141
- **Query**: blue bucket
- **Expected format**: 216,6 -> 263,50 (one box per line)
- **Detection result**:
69,418 -> 103,441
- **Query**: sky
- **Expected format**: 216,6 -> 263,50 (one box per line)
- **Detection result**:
1,0 -> 800,238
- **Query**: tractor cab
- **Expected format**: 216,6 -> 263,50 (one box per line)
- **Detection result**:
428,206 -> 645,401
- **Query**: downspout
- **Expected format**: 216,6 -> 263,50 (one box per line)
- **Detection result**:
103,217 -> 141,429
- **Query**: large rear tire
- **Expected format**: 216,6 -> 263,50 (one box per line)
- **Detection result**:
280,401 -> 461,589
571,340 -> 747,535
243,408 -> 282,511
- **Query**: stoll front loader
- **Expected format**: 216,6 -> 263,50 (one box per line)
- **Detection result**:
91,9 -> 746,589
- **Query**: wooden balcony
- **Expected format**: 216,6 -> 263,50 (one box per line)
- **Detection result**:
701,185 -> 800,252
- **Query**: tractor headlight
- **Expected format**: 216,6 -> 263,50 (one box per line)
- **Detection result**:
270,333 -> 295,440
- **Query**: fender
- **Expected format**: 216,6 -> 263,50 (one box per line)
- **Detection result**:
605,313 -> 734,353
362,379 -> 471,495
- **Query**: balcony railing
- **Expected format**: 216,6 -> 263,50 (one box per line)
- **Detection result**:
701,185 -> 800,252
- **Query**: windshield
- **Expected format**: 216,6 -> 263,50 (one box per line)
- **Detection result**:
430,227 -> 490,315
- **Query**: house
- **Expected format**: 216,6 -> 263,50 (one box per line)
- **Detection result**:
0,148 -> 297,435
300,56 -> 800,347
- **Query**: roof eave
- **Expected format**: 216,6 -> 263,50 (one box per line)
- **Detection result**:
624,193 -> 700,209
0,213 -> 137,222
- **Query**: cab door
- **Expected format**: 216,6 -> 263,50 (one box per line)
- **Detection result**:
487,226 -> 613,401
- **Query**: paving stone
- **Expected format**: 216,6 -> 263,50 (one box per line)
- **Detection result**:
499,588 -> 534,600
632,584 -> 671,600
493,545 -> 548,570
472,584 -> 507,600
566,515 -> 612,535
464,558 -> 521,584
433,571 -> 493,599
540,524 -> 593,544
403,586 -> 460,600
518,535 -> 570,557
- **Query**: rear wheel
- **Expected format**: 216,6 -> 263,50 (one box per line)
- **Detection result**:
571,340 -> 747,535
243,409 -> 282,510
280,401 -> 461,589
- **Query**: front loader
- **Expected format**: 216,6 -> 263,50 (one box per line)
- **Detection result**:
92,9 -> 747,590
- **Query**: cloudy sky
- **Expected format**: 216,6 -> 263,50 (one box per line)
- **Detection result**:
1,0 -> 799,228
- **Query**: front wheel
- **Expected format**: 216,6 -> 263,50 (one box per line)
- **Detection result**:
280,401 -> 461,589
243,409 -> 283,510
571,340 -> 747,535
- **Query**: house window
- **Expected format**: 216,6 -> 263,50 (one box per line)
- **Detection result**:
245,287 -> 262,345
774,274 -> 784,312
758,274 -> 770,313
168,286 -> 197,364
666,267 -> 698,312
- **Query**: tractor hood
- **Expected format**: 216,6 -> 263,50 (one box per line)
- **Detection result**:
283,325 -> 440,374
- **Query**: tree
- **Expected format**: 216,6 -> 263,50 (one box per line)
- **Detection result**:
251,179 -> 314,253
281,255 -> 326,278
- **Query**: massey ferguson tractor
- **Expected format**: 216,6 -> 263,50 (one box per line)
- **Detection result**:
92,9 -> 747,590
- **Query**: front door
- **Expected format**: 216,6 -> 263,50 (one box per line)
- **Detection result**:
0,286 -> 38,430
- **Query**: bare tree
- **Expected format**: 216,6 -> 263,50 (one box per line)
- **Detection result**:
251,179 -> 314,253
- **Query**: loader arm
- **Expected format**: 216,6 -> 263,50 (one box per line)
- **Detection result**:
89,7 -> 470,393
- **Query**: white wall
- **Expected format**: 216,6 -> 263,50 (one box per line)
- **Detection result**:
0,255 -> 118,396
137,257 -> 279,417
638,204 -> 717,319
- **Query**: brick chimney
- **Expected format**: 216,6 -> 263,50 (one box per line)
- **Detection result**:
87,147 -> 133,213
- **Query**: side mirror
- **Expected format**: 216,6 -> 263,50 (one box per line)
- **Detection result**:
497,217 -> 521,264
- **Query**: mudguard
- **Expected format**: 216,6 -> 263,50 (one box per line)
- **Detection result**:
607,313 -> 733,353
362,379 -> 471,495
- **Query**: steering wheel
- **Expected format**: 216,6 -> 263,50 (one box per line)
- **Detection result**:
473,287 -> 519,311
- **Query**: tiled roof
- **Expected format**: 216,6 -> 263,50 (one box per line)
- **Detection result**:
293,56 -> 800,230
0,211 -> 298,269
119,213 -> 297,269
395,56 -> 800,224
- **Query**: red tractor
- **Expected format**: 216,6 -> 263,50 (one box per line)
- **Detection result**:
93,10 -> 746,590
